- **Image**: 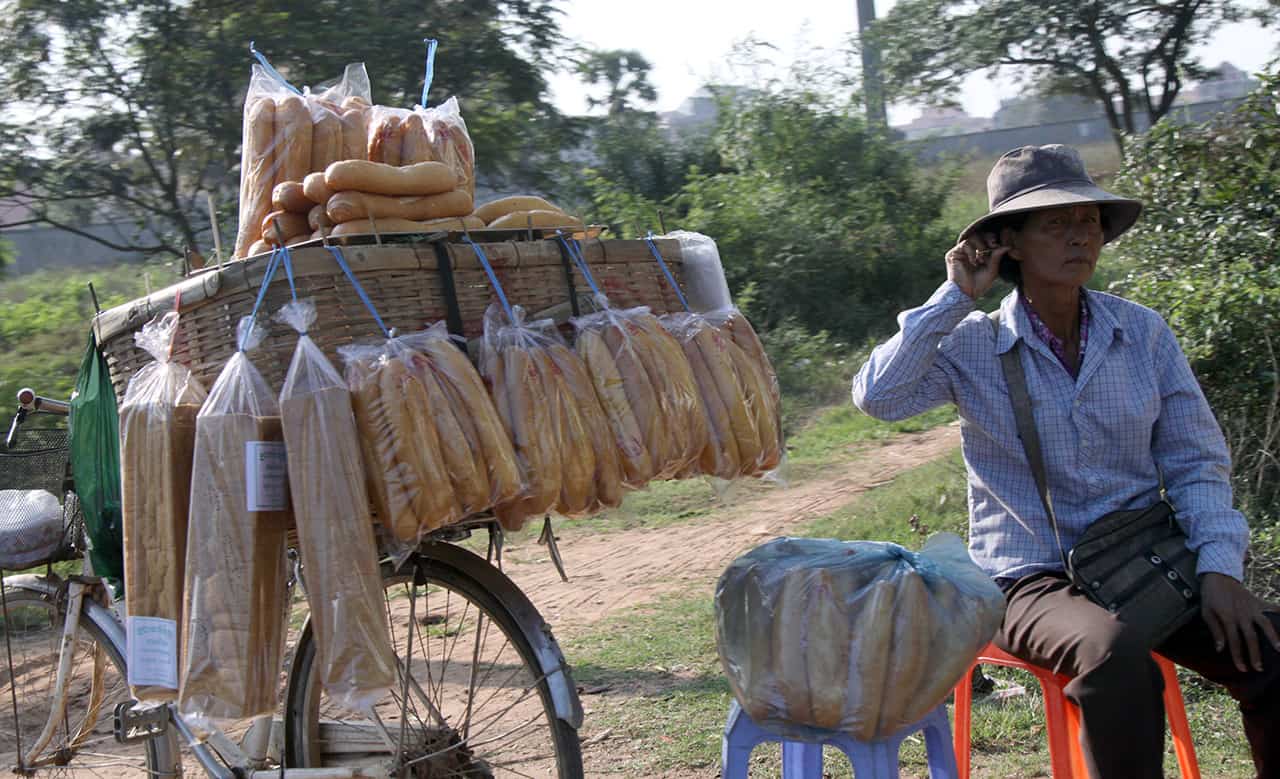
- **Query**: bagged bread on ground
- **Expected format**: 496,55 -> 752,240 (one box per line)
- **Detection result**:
573,301 -> 707,484
660,308 -> 783,477
119,311 -> 206,702
232,61 -> 371,258
715,534 -> 1005,742
178,318 -> 291,728
277,299 -> 395,713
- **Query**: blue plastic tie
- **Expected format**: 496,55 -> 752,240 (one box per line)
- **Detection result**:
463,237 -> 515,323
556,233 -> 603,299
325,245 -> 391,338
420,38 -> 439,107
244,249 -> 284,349
249,42 -> 303,95
279,243 -> 298,301
645,233 -> 690,311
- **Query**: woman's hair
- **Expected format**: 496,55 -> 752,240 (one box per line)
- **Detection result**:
981,207 -> 1114,287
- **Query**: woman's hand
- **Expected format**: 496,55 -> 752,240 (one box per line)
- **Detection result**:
946,233 -> 1007,300
1200,572 -> 1280,672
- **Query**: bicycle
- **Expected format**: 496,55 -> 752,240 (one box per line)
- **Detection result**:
2,388 -> 584,778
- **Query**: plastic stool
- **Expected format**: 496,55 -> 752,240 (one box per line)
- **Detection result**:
721,699 -> 959,778
951,643 -> 1201,779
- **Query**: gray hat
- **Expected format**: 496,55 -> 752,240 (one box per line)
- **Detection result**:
959,144 -> 1143,244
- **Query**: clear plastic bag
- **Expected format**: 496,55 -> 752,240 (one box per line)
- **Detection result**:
572,301 -> 707,484
715,533 -> 1005,742
233,62 -> 372,258
178,318 -> 291,728
661,307 -> 783,478
662,230 -> 733,312
276,299 -> 395,713
118,311 -> 207,702
417,98 -> 475,199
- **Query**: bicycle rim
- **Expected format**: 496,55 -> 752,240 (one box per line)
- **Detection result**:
0,583 -> 170,777
284,549 -> 583,778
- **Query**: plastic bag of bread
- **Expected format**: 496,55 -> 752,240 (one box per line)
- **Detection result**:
478,301 -> 578,529
660,308 -> 783,478
416,98 -> 475,199
179,317 -> 291,728
715,534 -> 1005,742
118,311 -> 207,702
276,298 -> 395,713
572,300 -> 708,484
232,59 -> 372,259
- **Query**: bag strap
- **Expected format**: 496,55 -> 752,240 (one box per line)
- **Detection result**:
988,311 -> 1071,571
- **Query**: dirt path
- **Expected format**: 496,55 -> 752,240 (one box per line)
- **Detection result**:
501,423 -> 962,641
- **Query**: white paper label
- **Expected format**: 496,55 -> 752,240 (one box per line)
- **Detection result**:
245,440 -> 288,512
126,616 -> 178,689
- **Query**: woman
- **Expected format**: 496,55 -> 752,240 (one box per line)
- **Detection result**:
851,144 -> 1279,779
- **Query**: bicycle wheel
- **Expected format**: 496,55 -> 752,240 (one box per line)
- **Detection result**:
0,578 -> 179,777
283,542 -> 583,778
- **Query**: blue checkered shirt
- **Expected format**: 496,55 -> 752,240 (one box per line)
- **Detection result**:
851,281 -> 1249,583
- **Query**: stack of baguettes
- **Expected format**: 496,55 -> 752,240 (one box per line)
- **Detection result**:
319,158 -> 480,239
476,306 -> 626,531
662,308 -> 784,480
573,306 -> 712,486
343,328 -> 523,543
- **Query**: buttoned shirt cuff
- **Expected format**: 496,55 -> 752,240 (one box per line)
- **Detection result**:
1194,541 -> 1246,582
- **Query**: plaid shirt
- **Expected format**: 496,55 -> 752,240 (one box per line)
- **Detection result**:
852,281 -> 1248,582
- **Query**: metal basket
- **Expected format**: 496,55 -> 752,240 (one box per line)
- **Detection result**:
0,428 -> 84,568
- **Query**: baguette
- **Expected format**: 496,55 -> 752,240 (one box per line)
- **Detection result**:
694,328 -> 762,469
427,113 -> 475,198
634,314 -> 708,470
307,203 -> 333,231
247,239 -> 272,258
682,333 -> 741,479
348,361 -> 398,536
727,339 -> 781,473
367,112 -> 403,166
413,355 -> 488,516
550,343 -> 625,510
846,578 -> 896,741
805,570 -> 852,730
326,189 -> 473,224
309,105 -> 343,174
492,348 -> 560,529
474,195 -> 561,225
381,359 -> 458,534
621,320 -> 683,477
421,339 -> 523,505
329,215 -> 485,237
771,572 -> 814,724
260,210 -> 311,246
876,573 -> 930,736
487,209 -> 584,232
232,98 -> 275,259
272,95 -> 312,188
550,368 -> 596,516
602,323 -> 666,481
576,329 -> 653,487
324,160 -> 457,197
271,181 -> 313,214
399,112 -> 433,165
302,172 -> 334,206
339,107 -> 368,162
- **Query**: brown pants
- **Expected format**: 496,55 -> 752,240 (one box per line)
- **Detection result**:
996,572 -> 1280,779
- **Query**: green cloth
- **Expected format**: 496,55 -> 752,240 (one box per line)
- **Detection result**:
69,332 -> 124,589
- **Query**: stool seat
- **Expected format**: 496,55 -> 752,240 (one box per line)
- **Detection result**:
951,642 -> 1201,779
721,699 -> 958,778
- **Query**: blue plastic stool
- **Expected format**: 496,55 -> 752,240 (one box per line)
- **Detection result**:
721,699 -> 959,778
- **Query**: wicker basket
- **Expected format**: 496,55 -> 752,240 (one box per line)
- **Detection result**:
93,233 -> 686,396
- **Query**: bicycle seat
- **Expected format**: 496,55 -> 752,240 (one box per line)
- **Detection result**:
0,489 -> 66,570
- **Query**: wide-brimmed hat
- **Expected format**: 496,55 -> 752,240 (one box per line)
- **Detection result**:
959,144 -> 1143,244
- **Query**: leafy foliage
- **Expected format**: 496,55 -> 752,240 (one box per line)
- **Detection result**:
871,0 -> 1264,146
1111,70 -> 1280,541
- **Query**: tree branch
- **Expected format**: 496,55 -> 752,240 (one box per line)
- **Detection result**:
1,214 -> 177,256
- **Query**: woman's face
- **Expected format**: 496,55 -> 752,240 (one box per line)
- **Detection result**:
1003,204 -> 1104,291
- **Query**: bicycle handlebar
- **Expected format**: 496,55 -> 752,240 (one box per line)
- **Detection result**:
17,388 -> 70,416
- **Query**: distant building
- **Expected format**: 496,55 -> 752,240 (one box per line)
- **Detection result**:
993,94 -> 1103,129
1176,61 -> 1257,104
897,106 -> 991,140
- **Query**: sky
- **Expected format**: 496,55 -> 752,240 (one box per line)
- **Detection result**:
545,0 -> 1280,125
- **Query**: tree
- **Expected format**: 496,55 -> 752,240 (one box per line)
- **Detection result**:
870,0 -> 1270,150
0,0 -> 569,260
576,49 -> 658,116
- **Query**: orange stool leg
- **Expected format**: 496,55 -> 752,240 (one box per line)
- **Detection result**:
1034,669 -> 1078,779
1157,654 -> 1202,779
953,663 -> 977,779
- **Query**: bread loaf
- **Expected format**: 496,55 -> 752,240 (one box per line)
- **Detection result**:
694,327 -> 761,469
261,210 -> 311,246
339,106 -> 368,162
474,195 -> 561,225
389,359 -> 461,533
309,104 -> 343,175
550,368 -> 596,516
330,215 -> 484,237
347,361 -> 402,538
179,412 -> 290,724
367,112 -> 404,166
487,210 -> 584,232
308,204 -> 333,231
617,320 -> 683,477
411,354 -> 488,516
681,332 -> 741,479
601,323 -> 666,481
426,106 -> 475,199
634,314 -> 709,472
247,239 -> 272,257
303,172 -> 334,207
272,95 -> 312,188
271,181 -> 313,214
399,112 -> 433,165
232,98 -> 275,259
549,343 -> 625,511
324,160 -> 457,197
576,329 -> 653,487
489,347 -> 561,530
326,189 -> 473,224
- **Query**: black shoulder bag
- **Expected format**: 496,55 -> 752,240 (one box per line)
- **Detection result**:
989,313 -> 1200,645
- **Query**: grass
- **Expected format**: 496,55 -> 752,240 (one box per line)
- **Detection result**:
561,443 -> 1262,778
